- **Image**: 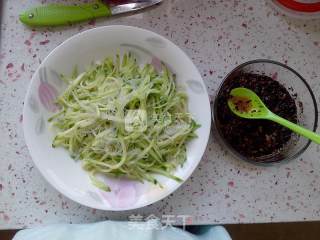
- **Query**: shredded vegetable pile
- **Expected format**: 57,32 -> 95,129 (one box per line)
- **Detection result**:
49,53 -> 199,191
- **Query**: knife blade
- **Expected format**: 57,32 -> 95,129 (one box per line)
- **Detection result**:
19,0 -> 162,27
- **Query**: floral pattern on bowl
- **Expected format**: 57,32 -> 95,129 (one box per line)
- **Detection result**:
38,67 -> 59,113
100,178 -> 147,208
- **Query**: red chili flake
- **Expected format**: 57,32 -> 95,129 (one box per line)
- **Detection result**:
6,63 -> 13,69
209,70 -> 213,75
314,41 -> 319,47
0,184 -> 3,191
39,39 -> 50,45
230,96 -> 252,113
21,63 -> 25,72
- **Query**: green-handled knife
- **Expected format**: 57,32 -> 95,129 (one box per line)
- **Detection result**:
19,0 -> 162,27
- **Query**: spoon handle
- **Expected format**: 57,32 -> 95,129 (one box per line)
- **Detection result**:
269,114 -> 320,144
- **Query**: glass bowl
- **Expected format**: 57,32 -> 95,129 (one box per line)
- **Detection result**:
213,60 -> 318,165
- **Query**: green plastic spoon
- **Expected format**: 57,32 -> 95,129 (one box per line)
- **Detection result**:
227,87 -> 320,144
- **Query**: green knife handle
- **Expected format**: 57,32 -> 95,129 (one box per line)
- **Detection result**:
19,2 -> 111,27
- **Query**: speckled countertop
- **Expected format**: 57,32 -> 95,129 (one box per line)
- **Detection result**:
1,0 -> 320,229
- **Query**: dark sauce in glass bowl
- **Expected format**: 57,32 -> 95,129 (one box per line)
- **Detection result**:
215,72 -> 298,163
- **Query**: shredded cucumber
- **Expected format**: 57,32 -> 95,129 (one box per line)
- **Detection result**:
49,53 -> 200,191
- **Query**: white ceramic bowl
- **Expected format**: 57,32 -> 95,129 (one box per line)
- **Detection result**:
23,25 -> 211,210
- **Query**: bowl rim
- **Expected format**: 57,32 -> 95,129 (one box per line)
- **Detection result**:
23,25 -> 211,210
212,59 -> 319,166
